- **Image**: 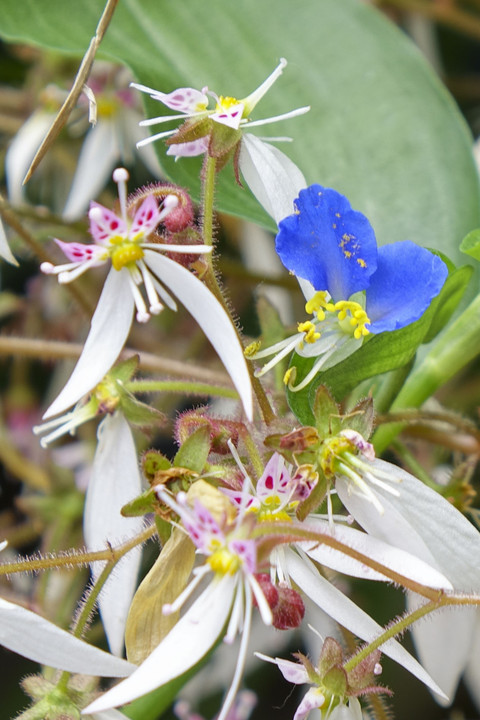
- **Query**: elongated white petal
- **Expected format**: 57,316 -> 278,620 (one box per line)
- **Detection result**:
0,216 -> 18,266
239,134 -> 306,224
303,518 -> 452,589
336,459 -> 480,700
0,597 -> 135,676
44,268 -> 134,419
5,111 -> 54,206
83,575 -> 237,714
143,250 -> 253,420
284,549 -> 447,699
63,121 -> 119,221
92,710 -> 132,720
84,413 -> 143,657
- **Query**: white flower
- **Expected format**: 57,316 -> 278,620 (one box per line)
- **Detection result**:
41,168 -> 252,422
5,68 -> 163,222
132,58 -> 309,156
83,488 -> 271,720
335,457 -> 480,702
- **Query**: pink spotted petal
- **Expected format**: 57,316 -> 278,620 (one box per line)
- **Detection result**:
166,138 -> 209,157
221,488 -> 260,511
130,195 -> 161,239
257,453 -> 292,501
54,239 -> 107,265
211,103 -> 244,130
229,539 -> 257,574
89,202 -> 127,245
154,87 -> 208,114
193,499 -> 225,539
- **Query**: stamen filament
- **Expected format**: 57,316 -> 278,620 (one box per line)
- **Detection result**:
112,168 -> 129,226
126,272 -> 150,322
138,260 -> 163,315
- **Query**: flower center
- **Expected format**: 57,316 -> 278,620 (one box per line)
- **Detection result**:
215,95 -> 240,112
208,547 -> 241,575
300,291 -> 371,343
110,241 -> 145,271
318,436 -> 354,478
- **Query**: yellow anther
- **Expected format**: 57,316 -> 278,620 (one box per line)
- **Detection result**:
244,341 -> 262,358
334,300 -> 370,338
208,547 -> 240,575
257,509 -> 291,523
357,258 -> 367,268
297,320 -> 321,344
305,291 -> 335,319
318,436 -> 353,478
216,95 -> 240,111
283,367 -> 295,386
264,495 -> 281,509
111,243 -> 145,271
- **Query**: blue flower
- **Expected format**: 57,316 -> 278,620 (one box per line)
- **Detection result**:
246,184 -> 448,391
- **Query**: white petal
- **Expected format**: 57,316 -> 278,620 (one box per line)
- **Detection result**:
336,460 -> 480,699
0,597 -> 134,676
255,652 -> 308,684
43,267 -> 134,419
92,711 -> 132,719
83,575 -> 237,714
0,216 -> 18,266
84,414 -> 143,657
143,250 -> 253,420
63,121 -> 119,221
239,134 -> 306,224
303,518 -> 452,589
5,111 -> 54,206
284,549 -> 447,699
463,610 -> 480,710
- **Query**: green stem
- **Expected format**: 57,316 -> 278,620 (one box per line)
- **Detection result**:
344,599 -> 442,672
200,153 -> 276,424
373,293 -> 480,454
125,379 -> 238,399
0,524 -> 155,575
56,562 -> 116,692
202,155 -> 217,248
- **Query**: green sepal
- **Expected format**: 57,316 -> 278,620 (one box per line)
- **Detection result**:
120,391 -> 166,428
460,228 -> 480,261
121,487 -> 158,517
166,117 -> 211,148
208,123 -> 242,160
311,385 -> 341,439
340,396 -> 375,439
110,355 -> 140,384
142,450 -> 172,482
173,425 -> 212,473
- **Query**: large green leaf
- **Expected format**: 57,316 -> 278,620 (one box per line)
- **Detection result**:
2,0 -> 479,268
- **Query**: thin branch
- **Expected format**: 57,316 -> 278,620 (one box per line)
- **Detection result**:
23,0 -> 119,184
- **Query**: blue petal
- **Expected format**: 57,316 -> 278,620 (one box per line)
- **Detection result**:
275,184 -> 377,300
366,241 -> 448,334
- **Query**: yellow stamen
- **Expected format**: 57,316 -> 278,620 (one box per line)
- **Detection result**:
334,301 -> 370,339
216,95 -> 240,111
297,320 -> 321,344
305,291 -> 335,321
208,547 -> 240,575
111,243 -> 144,271
244,341 -> 262,357
318,436 -> 353,478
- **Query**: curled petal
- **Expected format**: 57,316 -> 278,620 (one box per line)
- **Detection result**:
136,84 -> 208,114
43,268 -> 134,419
143,250 -> 253,420
255,652 -> 309,684
167,138 -> 209,157
275,185 -> 377,300
366,241 -> 448,333
294,687 -> 325,720
239,134 -> 306,224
